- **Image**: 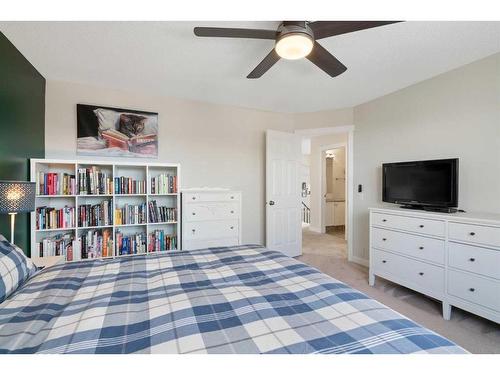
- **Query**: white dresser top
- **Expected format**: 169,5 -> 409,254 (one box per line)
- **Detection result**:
370,205 -> 500,226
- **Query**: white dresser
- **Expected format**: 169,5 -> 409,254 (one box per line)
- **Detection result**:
181,190 -> 242,251
369,207 -> 500,323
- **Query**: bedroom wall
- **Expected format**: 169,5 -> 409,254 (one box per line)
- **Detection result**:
0,32 -> 45,254
44,80 -> 294,245
351,52 -> 500,261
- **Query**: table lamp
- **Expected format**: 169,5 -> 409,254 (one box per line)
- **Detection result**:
0,181 -> 36,244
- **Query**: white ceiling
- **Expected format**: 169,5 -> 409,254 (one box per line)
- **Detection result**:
1,21 -> 499,113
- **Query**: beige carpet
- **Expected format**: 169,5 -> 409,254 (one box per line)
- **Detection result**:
298,227 -> 500,354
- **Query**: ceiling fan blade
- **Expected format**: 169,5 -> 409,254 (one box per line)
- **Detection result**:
306,42 -> 347,77
308,21 -> 401,40
194,27 -> 277,40
247,49 -> 280,79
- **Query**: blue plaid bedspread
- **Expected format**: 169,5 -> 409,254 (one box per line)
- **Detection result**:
0,245 -> 465,354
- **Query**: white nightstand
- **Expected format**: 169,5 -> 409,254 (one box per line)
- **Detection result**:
32,256 -> 64,269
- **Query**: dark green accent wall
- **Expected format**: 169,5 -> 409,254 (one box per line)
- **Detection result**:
0,32 -> 45,254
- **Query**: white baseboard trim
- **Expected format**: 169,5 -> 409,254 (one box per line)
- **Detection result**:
308,226 -> 322,233
349,256 -> 369,267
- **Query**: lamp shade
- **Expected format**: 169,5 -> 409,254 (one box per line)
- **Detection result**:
0,181 -> 36,214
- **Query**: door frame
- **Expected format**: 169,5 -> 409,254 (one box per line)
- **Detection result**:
295,125 -> 354,264
320,142 -> 347,235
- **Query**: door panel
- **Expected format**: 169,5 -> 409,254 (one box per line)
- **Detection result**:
266,130 -> 302,257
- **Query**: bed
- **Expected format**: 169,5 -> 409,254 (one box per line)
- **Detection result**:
0,245 -> 466,354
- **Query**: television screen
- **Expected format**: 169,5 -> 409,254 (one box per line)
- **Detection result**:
383,158 -> 458,208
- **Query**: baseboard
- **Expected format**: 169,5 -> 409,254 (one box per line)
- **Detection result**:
349,256 -> 369,267
308,226 -> 322,233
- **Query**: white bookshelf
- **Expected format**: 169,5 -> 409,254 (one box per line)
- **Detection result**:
30,158 -> 181,262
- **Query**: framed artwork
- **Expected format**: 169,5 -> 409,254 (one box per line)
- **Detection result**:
77,104 -> 158,158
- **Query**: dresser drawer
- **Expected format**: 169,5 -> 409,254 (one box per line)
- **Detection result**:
372,249 -> 444,296
184,202 -> 239,222
183,192 -> 241,203
448,270 -> 500,311
183,237 -> 239,251
371,227 -> 445,265
183,220 -> 239,240
449,222 -> 500,248
371,212 -> 445,237
448,242 -> 500,279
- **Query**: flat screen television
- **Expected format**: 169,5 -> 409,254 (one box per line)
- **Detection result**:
382,158 -> 458,210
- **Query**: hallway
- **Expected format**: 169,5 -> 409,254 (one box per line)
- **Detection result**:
298,227 -> 500,354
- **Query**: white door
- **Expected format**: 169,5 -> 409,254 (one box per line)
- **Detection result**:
266,130 -> 302,257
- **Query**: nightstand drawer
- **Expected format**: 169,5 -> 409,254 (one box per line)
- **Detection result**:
184,202 -> 239,222
448,270 -> 500,311
183,220 -> 239,240
449,222 -> 500,248
448,242 -> 500,279
183,192 -> 240,203
371,212 -> 445,237
372,227 -> 445,264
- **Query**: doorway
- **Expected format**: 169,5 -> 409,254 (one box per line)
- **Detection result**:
294,127 -> 353,263
323,146 -> 346,244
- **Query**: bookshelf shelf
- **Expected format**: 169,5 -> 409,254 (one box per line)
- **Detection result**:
77,225 -> 113,230
31,159 -> 181,262
36,227 -> 76,232
36,195 -> 76,198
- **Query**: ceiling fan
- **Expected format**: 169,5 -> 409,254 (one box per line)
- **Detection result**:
194,21 -> 401,79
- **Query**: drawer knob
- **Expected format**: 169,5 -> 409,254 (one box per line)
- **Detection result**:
419,246 -> 424,250
469,258 -> 475,262
382,260 -> 387,263
230,226 -> 234,229
469,232 -> 476,236
382,238 -> 387,241
192,229 -> 196,234
192,197 -> 196,200
419,272 -> 424,276
230,210 -> 234,214
469,288 -> 475,292
419,224 -> 425,228
192,212 -> 196,215
382,219 -> 387,222
230,196 -> 234,199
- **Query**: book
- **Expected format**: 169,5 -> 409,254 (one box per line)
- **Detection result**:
78,166 -> 113,195
37,233 -> 74,259
148,200 -> 176,223
37,172 -> 76,195
150,173 -> 177,194
78,229 -> 113,259
114,202 -> 147,225
114,176 -> 146,194
78,200 -> 113,227
36,206 -> 75,230
147,230 -> 177,252
115,230 -> 147,255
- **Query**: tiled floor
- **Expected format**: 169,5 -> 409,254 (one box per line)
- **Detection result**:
298,227 -> 500,354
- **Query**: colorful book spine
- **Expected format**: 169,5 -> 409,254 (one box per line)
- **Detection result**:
78,200 -> 113,227
148,200 -> 177,223
77,229 -> 113,259
78,167 -> 113,195
150,174 -> 177,194
115,231 -> 147,255
37,172 -> 76,195
114,177 -> 146,194
114,203 -> 146,225
36,233 -> 75,259
147,230 -> 177,252
36,206 -> 75,230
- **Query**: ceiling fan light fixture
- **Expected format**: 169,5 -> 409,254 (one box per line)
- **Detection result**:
275,33 -> 314,60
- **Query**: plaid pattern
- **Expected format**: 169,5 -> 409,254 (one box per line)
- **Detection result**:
0,245 -> 465,354
0,235 -> 37,304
